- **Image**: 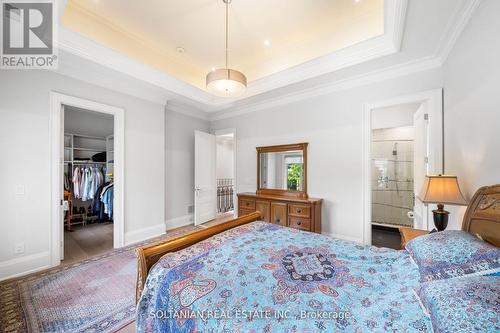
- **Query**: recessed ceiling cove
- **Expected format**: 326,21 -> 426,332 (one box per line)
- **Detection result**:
62,0 -> 384,92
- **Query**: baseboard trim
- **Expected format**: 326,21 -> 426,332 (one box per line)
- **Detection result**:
165,214 -> 194,231
322,232 -> 364,244
124,223 -> 166,246
0,251 -> 51,281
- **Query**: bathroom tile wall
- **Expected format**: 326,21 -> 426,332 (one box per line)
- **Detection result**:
371,127 -> 414,227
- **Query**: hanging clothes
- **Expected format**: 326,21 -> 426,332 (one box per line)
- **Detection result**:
81,167 -> 91,201
94,167 -> 104,197
64,172 -> 70,191
100,183 -> 114,220
93,181 -> 107,220
79,167 -> 87,200
72,167 -> 82,199
90,167 -> 100,199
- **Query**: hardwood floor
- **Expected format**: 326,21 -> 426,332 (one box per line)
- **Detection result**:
199,211 -> 237,228
63,222 -> 114,265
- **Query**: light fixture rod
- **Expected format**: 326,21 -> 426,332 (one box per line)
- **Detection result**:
206,0 -> 246,96
225,0 -> 228,69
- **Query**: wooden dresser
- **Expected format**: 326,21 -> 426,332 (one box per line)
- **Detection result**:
237,192 -> 322,233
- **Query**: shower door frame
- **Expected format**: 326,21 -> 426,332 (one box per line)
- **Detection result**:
361,89 -> 444,245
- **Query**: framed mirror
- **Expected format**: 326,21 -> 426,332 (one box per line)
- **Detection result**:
257,143 -> 308,198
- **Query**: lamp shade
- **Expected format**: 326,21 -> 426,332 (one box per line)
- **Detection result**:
206,68 -> 247,97
418,175 -> 467,205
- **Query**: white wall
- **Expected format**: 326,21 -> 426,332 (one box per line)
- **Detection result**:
371,103 -> 420,129
0,70 -> 165,279
165,110 -> 210,229
216,137 -> 234,180
443,0 -> 500,230
212,68 -> 443,242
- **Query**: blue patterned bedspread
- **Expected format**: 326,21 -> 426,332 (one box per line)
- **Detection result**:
137,222 -> 431,332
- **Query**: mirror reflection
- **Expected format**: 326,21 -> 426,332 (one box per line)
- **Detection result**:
259,150 -> 304,191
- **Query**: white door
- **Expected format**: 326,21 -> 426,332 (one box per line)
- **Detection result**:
413,103 -> 430,230
194,130 -> 216,225
60,105 -> 65,260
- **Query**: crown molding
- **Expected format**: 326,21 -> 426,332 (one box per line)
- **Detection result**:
387,0 -> 408,51
57,28 -> 216,105
210,0 -> 482,121
210,56 -> 442,121
57,0 -> 407,108
436,0 -> 482,63
207,0 -> 408,106
54,0 -> 479,121
165,101 -> 210,121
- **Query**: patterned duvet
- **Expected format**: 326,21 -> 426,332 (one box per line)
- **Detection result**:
137,222 -> 431,332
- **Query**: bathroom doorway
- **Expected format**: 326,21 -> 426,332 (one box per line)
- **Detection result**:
362,89 -> 444,247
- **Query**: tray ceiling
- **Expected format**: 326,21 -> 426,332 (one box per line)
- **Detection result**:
62,0 -> 384,91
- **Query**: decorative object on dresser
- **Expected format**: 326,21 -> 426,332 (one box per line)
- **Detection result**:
238,142 -> 322,233
418,175 -> 468,232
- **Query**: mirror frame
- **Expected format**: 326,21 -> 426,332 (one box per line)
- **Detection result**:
256,143 -> 308,199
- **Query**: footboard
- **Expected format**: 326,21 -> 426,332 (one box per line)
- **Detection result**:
135,211 -> 261,303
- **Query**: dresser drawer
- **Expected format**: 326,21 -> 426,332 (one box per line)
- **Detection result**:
288,216 -> 311,231
239,208 -> 255,217
288,204 -> 310,218
271,202 -> 287,227
256,201 -> 270,223
239,198 -> 256,210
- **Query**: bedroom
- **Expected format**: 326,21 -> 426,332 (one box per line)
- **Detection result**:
0,0 -> 499,332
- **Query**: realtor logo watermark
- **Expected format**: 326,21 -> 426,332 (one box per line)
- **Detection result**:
1,0 -> 57,69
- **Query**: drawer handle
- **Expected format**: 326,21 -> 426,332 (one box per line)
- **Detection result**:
297,209 -> 302,213
246,202 -> 250,206
276,219 -> 280,223
297,221 -> 302,225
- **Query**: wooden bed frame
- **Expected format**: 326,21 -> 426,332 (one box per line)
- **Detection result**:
135,184 -> 500,303
135,211 -> 262,302
462,184 -> 500,247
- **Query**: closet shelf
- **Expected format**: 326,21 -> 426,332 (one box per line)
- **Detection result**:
73,147 -> 106,152
65,161 -> 106,164
372,159 -> 413,163
68,133 -> 106,140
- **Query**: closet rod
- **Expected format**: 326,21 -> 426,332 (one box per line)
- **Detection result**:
64,161 -> 106,165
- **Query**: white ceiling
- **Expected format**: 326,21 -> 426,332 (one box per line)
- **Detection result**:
64,106 -> 114,137
63,0 -> 384,89
55,0 -> 477,118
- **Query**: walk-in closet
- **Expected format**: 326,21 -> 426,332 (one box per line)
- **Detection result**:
62,106 -> 114,264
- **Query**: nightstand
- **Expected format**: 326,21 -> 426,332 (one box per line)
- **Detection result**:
399,227 -> 429,248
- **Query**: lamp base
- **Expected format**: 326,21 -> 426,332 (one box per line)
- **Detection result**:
432,203 -> 449,232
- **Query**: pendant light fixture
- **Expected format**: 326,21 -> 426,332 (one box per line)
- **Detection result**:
206,0 -> 247,97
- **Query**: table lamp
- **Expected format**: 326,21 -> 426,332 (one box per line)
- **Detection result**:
418,175 -> 468,232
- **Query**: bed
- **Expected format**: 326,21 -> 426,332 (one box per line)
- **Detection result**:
135,185 -> 500,332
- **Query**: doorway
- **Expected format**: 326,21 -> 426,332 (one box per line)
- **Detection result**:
370,103 -> 420,248
362,89 -> 443,246
194,129 -> 236,225
62,107 -> 114,264
215,131 -> 235,217
49,92 -> 124,267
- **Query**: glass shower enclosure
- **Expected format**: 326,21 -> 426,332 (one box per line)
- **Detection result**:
371,127 -> 415,228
